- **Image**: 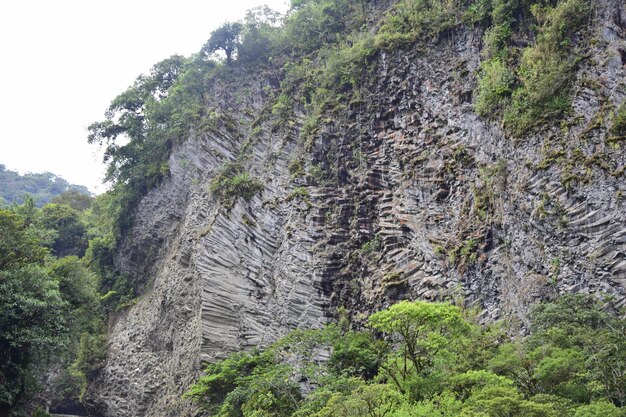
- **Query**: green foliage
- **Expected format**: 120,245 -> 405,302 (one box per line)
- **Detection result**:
185,297 -> 625,416
203,22 -> 244,63
321,31 -> 376,93
210,163 -> 264,206
38,203 -> 88,257
0,199 -> 108,412
360,236 -> 381,255
184,349 -> 301,416
311,383 -> 402,417
0,164 -> 91,207
286,187 -> 310,202
50,190 -> 93,212
32,408 -> 53,417
272,94 -> 293,118
88,54 -> 212,238
474,58 -> 515,116
68,333 -> 107,391
369,301 -> 471,399
378,0 -> 460,47
529,295 -> 626,405
282,0 -> 354,54
85,223 -> 135,312
573,401 -> 624,417
0,265 -> 66,409
0,209 -> 47,270
328,331 -> 380,380
238,7 -> 282,62
610,103 -> 626,139
474,0 -> 592,135
48,256 -> 98,316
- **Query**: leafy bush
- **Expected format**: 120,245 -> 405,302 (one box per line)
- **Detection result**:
378,0 -> 459,47
272,93 -> 293,118
0,265 -> 66,409
0,199 -> 112,413
281,0 -> 354,54
475,59 -> 516,116
474,0 -> 592,136
184,349 -> 301,416
210,163 -> 264,206
286,187 -> 310,202
329,331 -> 380,380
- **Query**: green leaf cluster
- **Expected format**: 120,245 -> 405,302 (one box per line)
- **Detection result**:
610,102 -> 626,142
210,163 -> 264,207
474,0 -> 592,135
185,297 -> 625,416
0,197 -> 109,413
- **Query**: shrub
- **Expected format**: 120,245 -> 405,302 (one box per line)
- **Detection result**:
272,93 -> 293,118
475,59 -> 516,116
210,163 -> 264,206
379,0 -> 458,47
574,401 -> 624,417
610,103 -> 626,138
184,349 -> 301,416
474,0 -> 592,136
286,187 -> 310,202
184,298 -> 625,416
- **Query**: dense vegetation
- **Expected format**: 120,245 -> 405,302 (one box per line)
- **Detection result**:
185,297 -> 625,416
0,165 -> 91,207
0,194 -> 109,415
3,0 -> 618,414
473,0 -> 592,135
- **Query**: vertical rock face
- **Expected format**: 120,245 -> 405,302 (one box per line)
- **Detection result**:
86,72 -> 331,416
87,1 -> 625,415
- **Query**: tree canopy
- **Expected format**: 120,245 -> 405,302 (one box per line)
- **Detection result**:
0,198 -> 105,413
185,298 -> 625,416
201,22 -> 244,63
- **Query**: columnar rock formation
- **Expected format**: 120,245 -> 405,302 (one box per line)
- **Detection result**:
86,1 -> 625,415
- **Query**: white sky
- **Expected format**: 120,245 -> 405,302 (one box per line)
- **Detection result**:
0,0 -> 289,193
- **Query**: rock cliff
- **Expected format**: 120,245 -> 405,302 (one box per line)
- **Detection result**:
86,1 -> 625,415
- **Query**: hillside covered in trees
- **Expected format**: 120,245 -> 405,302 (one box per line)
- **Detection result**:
0,164 -> 91,207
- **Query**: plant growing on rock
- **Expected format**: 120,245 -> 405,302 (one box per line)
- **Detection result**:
210,162 -> 264,207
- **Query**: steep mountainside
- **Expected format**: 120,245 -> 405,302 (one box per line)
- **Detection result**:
85,0 -> 625,415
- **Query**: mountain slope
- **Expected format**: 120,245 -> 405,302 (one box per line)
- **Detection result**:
0,164 -> 91,207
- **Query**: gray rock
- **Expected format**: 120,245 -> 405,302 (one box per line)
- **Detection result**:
85,1 -> 626,415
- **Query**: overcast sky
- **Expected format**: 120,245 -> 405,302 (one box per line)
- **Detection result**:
0,0 -> 289,193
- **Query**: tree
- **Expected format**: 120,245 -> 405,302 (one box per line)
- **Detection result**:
311,383 -> 401,417
202,22 -> 243,63
87,55 -> 185,186
183,349 -> 301,416
0,209 -> 46,270
573,401 -> 624,417
368,301 -> 471,398
38,203 -> 88,258
51,190 -> 93,212
528,295 -> 626,406
0,166 -> 90,207
237,6 -> 283,63
329,331 -> 380,380
0,265 -> 66,411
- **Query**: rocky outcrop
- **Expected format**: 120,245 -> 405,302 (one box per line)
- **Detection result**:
87,1 -> 625,415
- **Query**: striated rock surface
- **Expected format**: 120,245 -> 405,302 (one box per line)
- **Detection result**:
87,1 -> 625,415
